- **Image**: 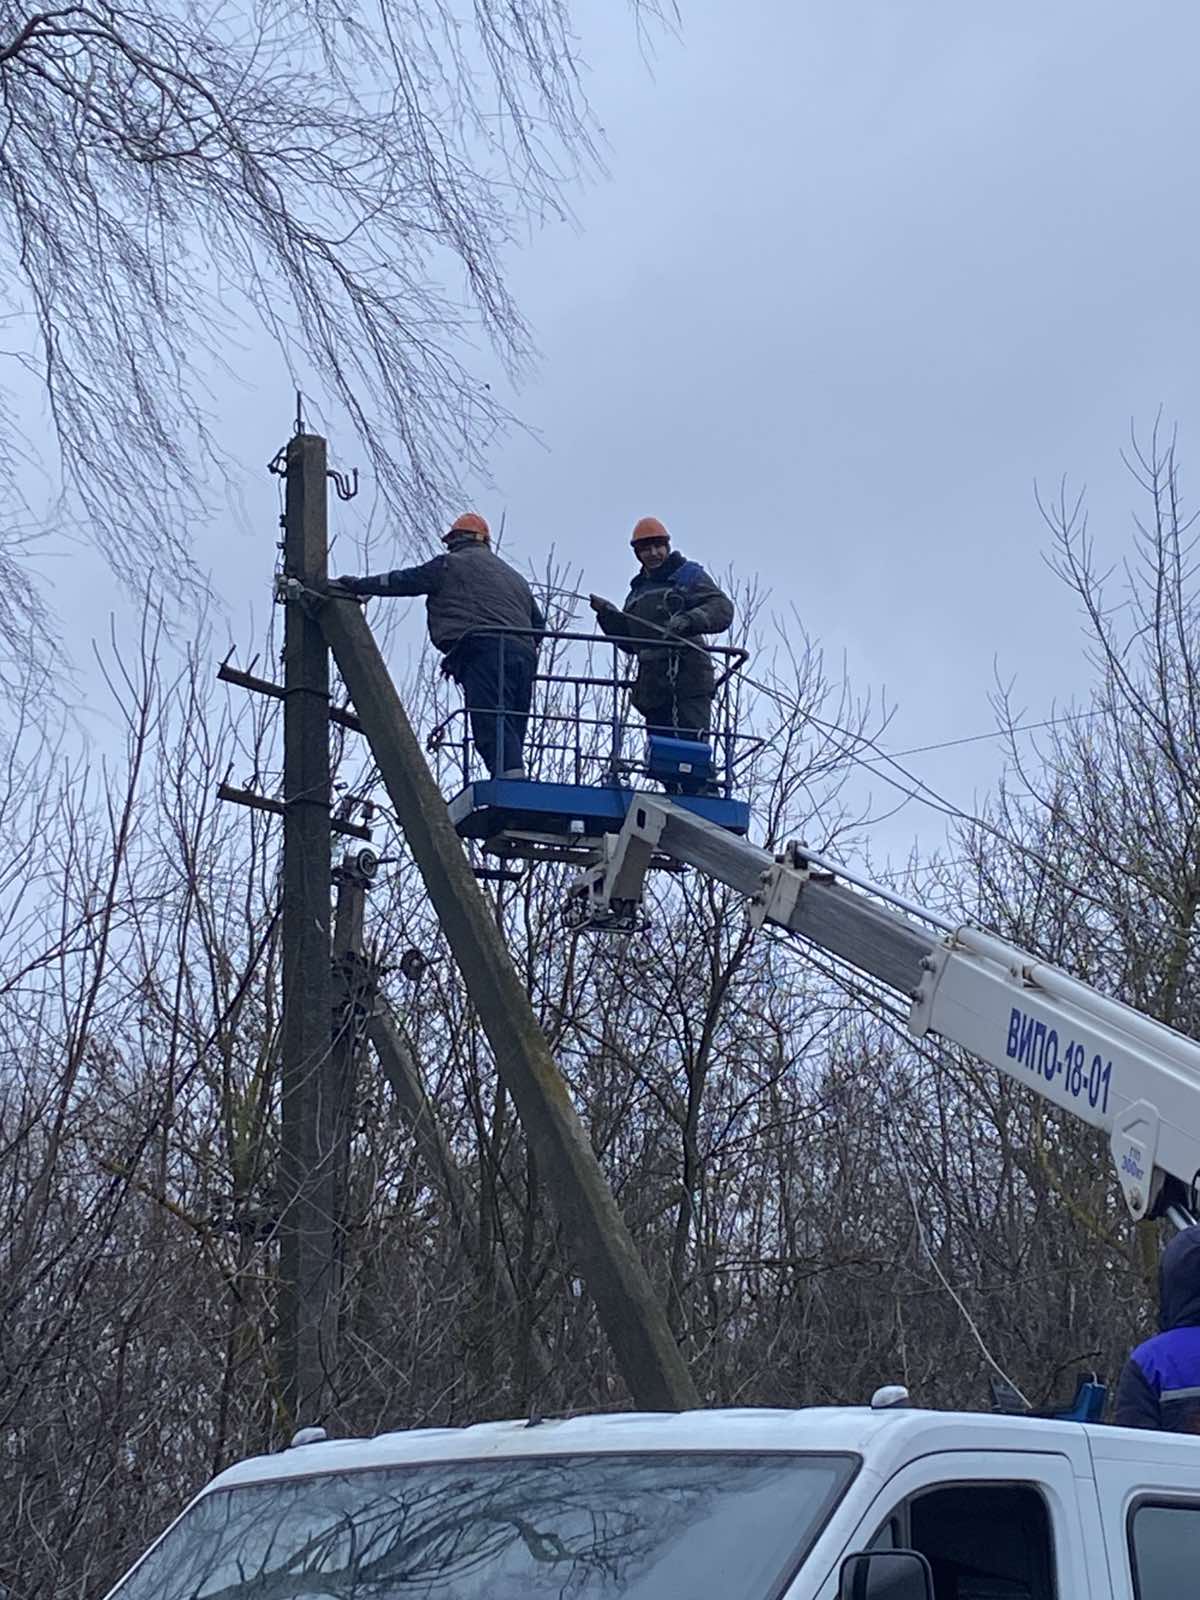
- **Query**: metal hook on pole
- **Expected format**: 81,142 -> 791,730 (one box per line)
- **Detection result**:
326,467 -> 359,502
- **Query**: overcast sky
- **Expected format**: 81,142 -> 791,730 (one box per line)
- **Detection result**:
42,0 -> 1200,872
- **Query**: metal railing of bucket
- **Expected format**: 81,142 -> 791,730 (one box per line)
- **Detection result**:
424,625 -> 758,798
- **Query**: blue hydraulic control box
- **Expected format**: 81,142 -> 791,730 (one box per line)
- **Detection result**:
645,734 -> 714,789
1049,1379 -> 1107,1423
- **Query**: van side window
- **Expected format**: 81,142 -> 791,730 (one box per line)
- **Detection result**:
907,1483 -> 1055,1599
1129,1502 -> 1200,1599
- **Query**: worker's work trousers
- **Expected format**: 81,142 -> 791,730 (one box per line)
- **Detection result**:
639,691 -> 713,743
452,634 -> 535,778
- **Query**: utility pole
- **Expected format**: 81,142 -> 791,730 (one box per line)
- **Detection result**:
328,842 -> 378,1406
330,845 -> 553,1398
318,594 -> 699,1412
278,432 -> 337,1425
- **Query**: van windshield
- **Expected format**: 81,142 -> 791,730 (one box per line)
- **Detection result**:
106,1449 -> 854,1600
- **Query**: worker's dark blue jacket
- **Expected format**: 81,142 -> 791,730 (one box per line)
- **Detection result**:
596,550 -> 733,717
1115,1227 -> 1200,1433
340,535 -> 545,659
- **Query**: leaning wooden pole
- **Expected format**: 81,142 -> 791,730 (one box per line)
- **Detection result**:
316,591 -> 699,1412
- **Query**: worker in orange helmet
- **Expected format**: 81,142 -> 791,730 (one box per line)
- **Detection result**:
589,516 -> 733,742
334,513 -> 544,779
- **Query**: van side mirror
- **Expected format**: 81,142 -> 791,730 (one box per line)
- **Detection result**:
838,1549 -> 935,1600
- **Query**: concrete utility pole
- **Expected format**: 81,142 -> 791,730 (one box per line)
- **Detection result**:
278,433 -> 338,1424
318,594 -> 699,1412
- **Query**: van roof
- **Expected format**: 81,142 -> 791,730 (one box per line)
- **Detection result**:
204,1405 -> 1185,1494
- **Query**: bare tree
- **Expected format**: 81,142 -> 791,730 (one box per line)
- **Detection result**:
927,418 -> 1200,1373
20,472 -> 1200,1596
0,0 -> 670,672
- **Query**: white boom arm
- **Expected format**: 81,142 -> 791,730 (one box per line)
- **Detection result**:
567,797 -> 1200,1223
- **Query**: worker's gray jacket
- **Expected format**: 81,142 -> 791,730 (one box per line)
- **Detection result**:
596,551 -> 734,715
344,536 -> 545,657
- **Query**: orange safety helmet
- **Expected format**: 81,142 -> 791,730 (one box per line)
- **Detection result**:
445,512 -> 490,543
630,515 -> 670,547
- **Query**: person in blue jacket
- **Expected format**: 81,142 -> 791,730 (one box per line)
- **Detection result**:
1115,1225 -> 1200,1431
334,513 -> 544,779
588,516 -> 733,741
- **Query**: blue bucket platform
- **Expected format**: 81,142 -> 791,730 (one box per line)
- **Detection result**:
427,624 -> 757,869
449,777 -> 750,865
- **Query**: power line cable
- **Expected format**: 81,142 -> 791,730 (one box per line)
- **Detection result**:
547,582 -> 1112,910
873,709 -> 1103,762
543,581 -> 1088,802
763,925 -> 1033,1405
331,576 -> 1111,916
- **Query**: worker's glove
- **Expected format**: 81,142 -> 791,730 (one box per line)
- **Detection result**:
588,593 -> 618,615
330,574 -> 366,597
664,612 -> 694,637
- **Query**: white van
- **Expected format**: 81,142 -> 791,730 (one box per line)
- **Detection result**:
99,1404 -> 1200,1598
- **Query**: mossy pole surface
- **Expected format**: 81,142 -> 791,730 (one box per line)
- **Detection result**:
318,594 -> 699,1412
